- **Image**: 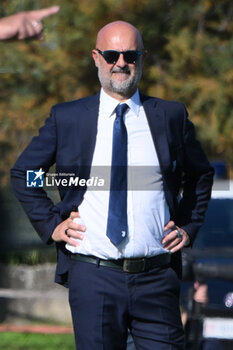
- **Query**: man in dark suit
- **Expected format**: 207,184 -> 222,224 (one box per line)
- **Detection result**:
11,21 -> 214,350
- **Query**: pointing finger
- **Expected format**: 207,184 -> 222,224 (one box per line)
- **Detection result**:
30,6 -> 60,21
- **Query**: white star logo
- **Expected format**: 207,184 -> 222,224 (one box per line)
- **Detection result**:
34,168 -> 45,181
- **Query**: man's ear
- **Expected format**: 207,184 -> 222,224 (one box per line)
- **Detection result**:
92,49 -> 99,67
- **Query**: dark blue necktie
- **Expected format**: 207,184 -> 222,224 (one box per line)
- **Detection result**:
106,103 -> 128,246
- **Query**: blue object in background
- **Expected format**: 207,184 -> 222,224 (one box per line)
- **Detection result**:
211,161 -> 227,180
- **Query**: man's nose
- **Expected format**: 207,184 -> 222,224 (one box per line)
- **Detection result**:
116,53 -> 127,66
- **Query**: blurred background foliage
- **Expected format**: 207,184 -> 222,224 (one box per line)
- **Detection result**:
0,0 -> 233,186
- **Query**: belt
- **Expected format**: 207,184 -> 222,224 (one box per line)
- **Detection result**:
71,253 -> 171,273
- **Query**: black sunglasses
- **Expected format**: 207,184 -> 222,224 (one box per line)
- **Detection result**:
96,49 -> 142,64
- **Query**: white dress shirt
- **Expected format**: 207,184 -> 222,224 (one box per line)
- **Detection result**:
66,89 -> 170,259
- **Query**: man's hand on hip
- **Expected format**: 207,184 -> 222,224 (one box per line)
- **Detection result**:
51,211 -> 86,246
162,221 -> 190,253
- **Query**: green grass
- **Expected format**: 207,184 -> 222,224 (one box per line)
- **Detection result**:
0,332 -> 75,350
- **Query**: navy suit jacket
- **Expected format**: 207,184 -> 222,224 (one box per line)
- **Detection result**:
11,92 -> 214,285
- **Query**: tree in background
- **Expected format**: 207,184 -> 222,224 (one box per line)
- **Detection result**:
0,0 -> 232,185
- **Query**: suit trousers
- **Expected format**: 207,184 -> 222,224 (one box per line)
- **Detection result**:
68,259 -> 184,350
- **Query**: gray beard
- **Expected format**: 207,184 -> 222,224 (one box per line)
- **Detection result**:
98,65 -> 142,98
110,72 -> 141,96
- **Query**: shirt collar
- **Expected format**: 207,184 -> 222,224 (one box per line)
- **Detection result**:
99,88 -> 141,118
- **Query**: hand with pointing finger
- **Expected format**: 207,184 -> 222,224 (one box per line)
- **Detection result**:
0,6 -> 60,40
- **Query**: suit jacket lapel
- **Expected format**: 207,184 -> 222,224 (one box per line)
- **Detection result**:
78,92 -> 100,166
141,95 -> 171,174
